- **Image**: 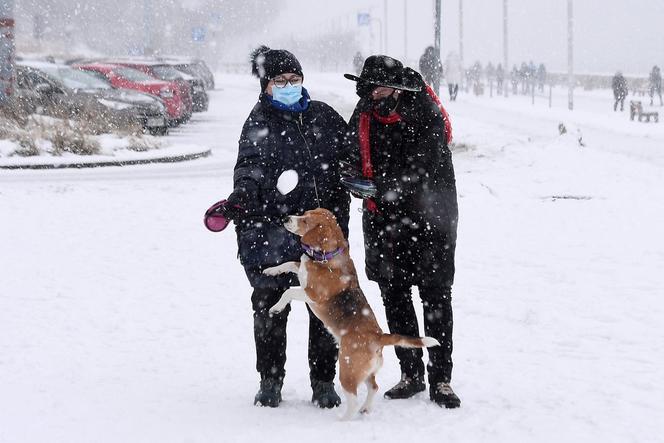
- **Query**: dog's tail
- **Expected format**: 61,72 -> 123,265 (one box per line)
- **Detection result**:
378,334 -> 440,349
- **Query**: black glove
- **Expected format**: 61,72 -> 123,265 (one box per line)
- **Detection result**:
339,160 -> 362,178
222,193 -> 249,221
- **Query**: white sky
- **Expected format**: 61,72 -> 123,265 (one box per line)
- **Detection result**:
274,0 -> 664,74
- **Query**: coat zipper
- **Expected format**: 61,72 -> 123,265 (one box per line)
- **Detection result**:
296,114 -> 321,207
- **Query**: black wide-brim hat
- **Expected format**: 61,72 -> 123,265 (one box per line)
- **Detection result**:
344,55 -> 421,92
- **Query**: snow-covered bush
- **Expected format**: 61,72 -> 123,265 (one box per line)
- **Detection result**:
47,119 -> 100,156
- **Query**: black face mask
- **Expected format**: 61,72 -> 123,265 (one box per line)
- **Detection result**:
372,94 -> 399,116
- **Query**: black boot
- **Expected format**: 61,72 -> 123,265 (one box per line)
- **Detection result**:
254,378 -> 283,407
430,382 -> 461,408
311,379 -> 341,408
384,374 -> 425,399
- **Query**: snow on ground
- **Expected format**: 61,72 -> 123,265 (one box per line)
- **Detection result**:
1,73 -> 663,443
0,116 -> 208,169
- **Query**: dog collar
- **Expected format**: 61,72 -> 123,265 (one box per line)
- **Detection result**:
301,243 -> 345,263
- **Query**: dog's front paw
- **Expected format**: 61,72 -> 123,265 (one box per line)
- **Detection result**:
269,303 -> 287,314
262,266 -> 282,276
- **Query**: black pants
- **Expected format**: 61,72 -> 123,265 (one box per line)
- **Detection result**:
379,284 -> 454,384
448,83 -> 459,101
614,95 -> 625,111
251,287 -> 338,383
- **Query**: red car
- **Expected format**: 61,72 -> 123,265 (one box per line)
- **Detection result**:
108,60 -> 197,115
73,63 -> 189,125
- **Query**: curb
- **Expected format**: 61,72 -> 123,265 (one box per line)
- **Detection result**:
0,149 -> 212,170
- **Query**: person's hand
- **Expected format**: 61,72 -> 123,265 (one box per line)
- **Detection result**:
221,195 -> 246,221
339,160 -> 361,178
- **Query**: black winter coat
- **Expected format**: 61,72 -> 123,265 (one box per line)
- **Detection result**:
419,49 -> 443,86
612,74 -> 628,98
344,74 -> 458,288
230,92 -> 350,288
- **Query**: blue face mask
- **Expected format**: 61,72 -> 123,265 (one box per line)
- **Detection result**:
272,84 -> 303,106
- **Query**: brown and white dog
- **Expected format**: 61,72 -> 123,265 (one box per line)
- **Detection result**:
262,208 -> 439,420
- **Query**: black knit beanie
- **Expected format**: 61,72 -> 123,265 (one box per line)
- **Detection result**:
250,45 -> 304,91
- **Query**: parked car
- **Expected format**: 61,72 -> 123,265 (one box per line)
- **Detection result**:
15,61 -> 169,135
158,57 -> 215,90
109,59 -> 208,112
73,63 -> 189,126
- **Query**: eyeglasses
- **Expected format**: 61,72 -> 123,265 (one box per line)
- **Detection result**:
272,75 -> 303,88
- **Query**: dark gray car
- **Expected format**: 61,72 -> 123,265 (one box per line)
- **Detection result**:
16,62 -> 169,135
158,57 -> 215,90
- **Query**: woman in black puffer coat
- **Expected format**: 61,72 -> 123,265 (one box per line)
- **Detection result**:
343,55 -> 460,409
224,46 -> 349,409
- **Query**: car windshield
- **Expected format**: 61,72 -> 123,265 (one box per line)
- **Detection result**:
39,66 -> 112,90
112,66 -> 158,83
150,66 -> 182,81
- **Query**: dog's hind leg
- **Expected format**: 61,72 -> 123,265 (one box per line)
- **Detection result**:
338,347 -> 363,420
339,387 -> 360,421
360,353 -> 382,414
262,261 -> 300,276
269,288 -> 312,314
359,374 -> 379,414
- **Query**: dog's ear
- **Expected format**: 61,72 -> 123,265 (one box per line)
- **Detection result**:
301,222 -> 339,251
301,222 -> 323,248
311,207 -> 335,221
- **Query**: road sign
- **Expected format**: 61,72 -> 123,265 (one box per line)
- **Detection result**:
191,27 -> 206,43
357,13 -> 370,26
0,0 -> 15,104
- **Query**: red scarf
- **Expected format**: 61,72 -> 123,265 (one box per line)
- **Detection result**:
358,85 -> 452,213
424,84 -> 453,144
358,112 -> 380,213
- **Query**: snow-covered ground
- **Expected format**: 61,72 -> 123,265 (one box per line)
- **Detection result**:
1,73 -> 663,443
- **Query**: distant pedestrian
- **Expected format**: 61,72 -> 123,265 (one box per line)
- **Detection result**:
649,65 -> 662,106
353,51 -> 364,75
471,61 -> 483,96
612,71 -> 628,111
419,46 -> 443,95
528,60 -> 536,93
511,65 -> 519,95
496,63 -> 504,94
444,51 -> 462,101
464,68 -> 472,93
485,62 -> 495,94
520,62 -> 529,94
537,63 -> 547,92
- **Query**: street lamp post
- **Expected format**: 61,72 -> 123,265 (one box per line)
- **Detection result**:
0,0 -> 14,106
459,0 -> 463,66
143,0 -> 153,55
384,0 -> 388,54
567,0 -> 574,110
503,0 -> 508,97
404,0 -> 408,62
434,0 -> 442,96
372,17 -> 383,54
434,0 -> 441,53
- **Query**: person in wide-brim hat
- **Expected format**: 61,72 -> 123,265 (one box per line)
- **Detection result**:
341,53 -> 461,410
344,55 -> 421,92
